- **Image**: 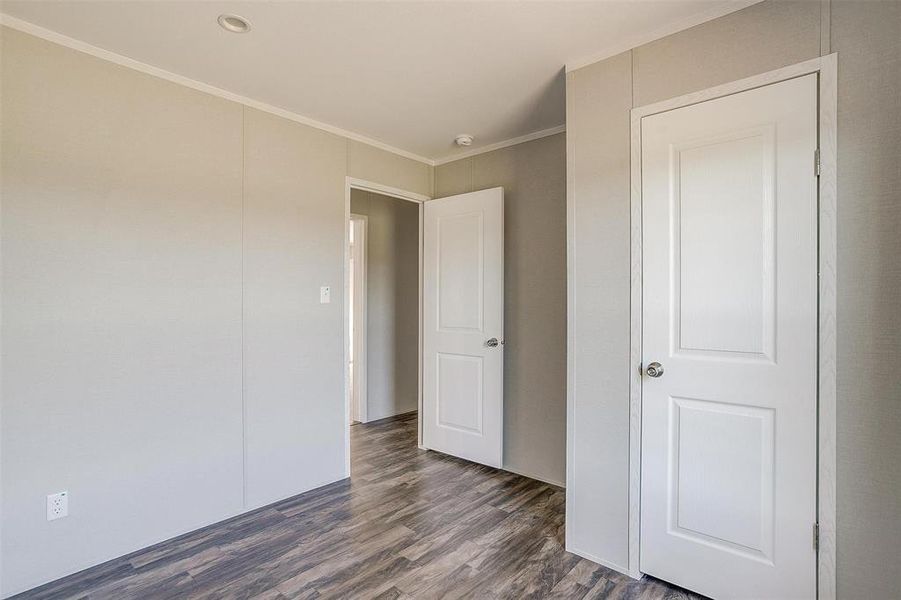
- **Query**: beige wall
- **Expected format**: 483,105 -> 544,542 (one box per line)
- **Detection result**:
631,0 -> 822,106
348,141 -> 432,198
566,0 -> 901,595
565,50 -> 634,568
436,133 -> 567,486
350,190 -> 420,421
242,108 -> 348,510
0,26 -> 432,597
1,26 -> 246,595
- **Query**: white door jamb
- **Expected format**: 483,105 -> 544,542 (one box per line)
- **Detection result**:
349,214 -> 369,425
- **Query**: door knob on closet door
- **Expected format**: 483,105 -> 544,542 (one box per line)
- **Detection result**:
486,338 -> 502,348
646,362 -> 664,378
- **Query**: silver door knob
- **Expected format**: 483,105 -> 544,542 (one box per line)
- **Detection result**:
646,362 -> 664,378
486,338 -> 502,348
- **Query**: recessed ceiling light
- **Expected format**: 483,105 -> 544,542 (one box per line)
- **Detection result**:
455,134 -> 474,147
218,14 -> 251,34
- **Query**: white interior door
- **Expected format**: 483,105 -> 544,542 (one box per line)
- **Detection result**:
639,75 -> 818,599
422,187 -> 504,468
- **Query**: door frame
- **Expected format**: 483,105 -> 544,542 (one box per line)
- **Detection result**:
343,177 -> 430,476
628,54 -> 837,599
348,213 -> 368,424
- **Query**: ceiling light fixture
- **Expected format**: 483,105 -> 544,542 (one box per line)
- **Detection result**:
455,134 -> 474,147
218,14 -> 252,33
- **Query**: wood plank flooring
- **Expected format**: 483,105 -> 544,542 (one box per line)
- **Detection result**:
15,412 -> 703,599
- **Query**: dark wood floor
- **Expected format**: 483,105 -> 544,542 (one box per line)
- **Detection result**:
16,412 -> 702,599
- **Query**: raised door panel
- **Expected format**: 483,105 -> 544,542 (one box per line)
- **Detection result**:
437,353 -> 484,434
437,212 -> 484,332
674,127 -> 776,360
669,397 -> 775,562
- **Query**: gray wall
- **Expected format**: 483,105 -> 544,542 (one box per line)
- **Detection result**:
348,141 -> 433,201
566,49 -> 634,568
832,2 -> 901,598
0,26 -> 431,597
436,133 -> 567,486
241,108 -> 347,510
566,0 -> 901,595
349,190 -> 420,421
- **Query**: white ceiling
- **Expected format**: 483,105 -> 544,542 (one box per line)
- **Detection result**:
0,1 -> 756,163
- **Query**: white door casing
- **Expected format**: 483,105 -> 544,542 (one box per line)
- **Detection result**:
422,188 -> 504,468
349,215 -> 367,423
639,75 -> 818,599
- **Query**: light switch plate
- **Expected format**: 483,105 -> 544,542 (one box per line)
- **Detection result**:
320,286 -> 331,304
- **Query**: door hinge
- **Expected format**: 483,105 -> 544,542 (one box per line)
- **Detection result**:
814,148 -> 821,177
813,522 -> 820,552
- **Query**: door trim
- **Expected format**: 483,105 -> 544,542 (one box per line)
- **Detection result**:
343,177 -> 430,477
628,54 -> 837,599
349,214 -> 368,425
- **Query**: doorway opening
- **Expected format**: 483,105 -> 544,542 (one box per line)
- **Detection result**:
344,178 -> 427,476
344,180 -> 507,479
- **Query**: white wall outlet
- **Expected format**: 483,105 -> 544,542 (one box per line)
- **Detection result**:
47,491 -> 68,521
320,286 -> 331,304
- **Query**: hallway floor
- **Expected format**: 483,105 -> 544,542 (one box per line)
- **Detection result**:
16,412 -> 702,599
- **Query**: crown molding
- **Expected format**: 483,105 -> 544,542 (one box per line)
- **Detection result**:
3,2 -> 754,168
433,125 -> 566,166
0,13 -> 436,166
565,0 -> 762,73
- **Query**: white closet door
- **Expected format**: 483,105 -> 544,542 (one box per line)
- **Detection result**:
640,75 -> 818,599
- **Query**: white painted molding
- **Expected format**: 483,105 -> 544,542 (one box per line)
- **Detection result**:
343,184 -> 352,479
346,177 -> 430,204
563,70 -> 578,577
433,125 -> 566,166
565,0 -> 762,73
815,52 -> 838,600
627,55 -> 838,597
628,107 -> 643,581
2,13 -> 570,168
348,213 -> 369,427
629,55 -> 831,121
0,13 -> 435,166
417,204 -> 425,449
1,4 -> 776,168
